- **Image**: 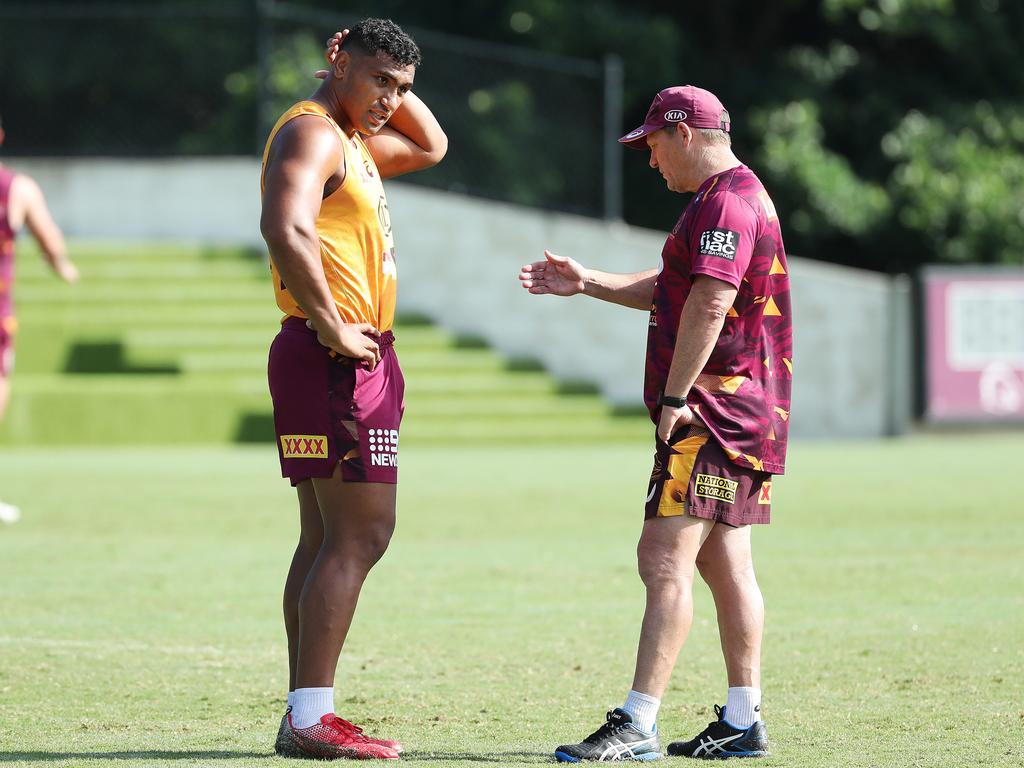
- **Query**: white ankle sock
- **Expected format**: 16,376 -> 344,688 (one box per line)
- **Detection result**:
291,687 -> 334,728
286,691 -> 295,713
724,687 -> 761,729
622,689 -> 660,733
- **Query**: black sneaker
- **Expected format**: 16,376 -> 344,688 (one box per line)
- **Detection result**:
667,705 -> 768,759
555,708 -> 662,762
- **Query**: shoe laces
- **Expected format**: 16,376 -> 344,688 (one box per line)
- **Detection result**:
325,715 -> 370,742
708,704 -> 725,728
583,711 -> 628,744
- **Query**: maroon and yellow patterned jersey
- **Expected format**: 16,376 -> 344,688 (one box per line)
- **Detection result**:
645,165 -> 792,475
0,166 -> 17,332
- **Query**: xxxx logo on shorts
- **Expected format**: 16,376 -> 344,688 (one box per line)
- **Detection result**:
758,480 -> 772,505
281,435 -> 328,459
694,473 -> 738,504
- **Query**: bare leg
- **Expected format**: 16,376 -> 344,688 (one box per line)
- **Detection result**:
283,481 -> 324,692
695,523 -> 763,688
630,515 -> 715,698
295,463 -> 396,688
0,375 -> 17,521
0,375 -> 9,423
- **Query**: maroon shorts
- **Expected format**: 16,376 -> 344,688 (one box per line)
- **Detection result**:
268,317 -> 405,486
0,321 -> 13,378
645,424 -> 772,526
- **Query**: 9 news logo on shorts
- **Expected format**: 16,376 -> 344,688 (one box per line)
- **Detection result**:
368,428 -> 398,467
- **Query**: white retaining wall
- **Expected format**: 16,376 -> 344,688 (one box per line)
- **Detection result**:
12,157 -> 910,437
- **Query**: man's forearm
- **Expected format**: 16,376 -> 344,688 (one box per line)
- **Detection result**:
264,225 -> 341,332
385,92 -> 447,160
661,298 -> 728,400
583,269 -> 658,310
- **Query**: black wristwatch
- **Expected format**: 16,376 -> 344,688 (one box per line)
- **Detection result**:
659,394 -> 688,408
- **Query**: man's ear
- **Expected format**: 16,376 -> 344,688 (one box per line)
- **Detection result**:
677,122 -> 693,146
332,50 -> 352,80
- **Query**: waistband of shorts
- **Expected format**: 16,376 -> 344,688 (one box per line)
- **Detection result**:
281,316 -> 394,347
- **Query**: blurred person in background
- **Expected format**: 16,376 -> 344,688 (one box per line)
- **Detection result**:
260,20 -> 446,760
0,114 -> 79,525
521,86 -> 791,761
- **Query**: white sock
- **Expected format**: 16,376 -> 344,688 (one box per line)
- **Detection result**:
286,691 -> 295,713
291,687 -> 334,729
724,687 -> 761,729
621,689 -> 660,733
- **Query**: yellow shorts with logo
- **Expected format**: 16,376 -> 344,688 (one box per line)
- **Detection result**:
645,425 -> 772,526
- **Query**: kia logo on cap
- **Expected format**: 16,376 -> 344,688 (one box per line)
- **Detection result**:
664,109 -> 687,121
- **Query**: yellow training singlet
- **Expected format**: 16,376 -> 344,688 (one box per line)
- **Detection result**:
261,101 -> 397,331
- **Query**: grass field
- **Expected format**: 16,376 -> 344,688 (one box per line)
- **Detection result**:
0,434 -> 1021,767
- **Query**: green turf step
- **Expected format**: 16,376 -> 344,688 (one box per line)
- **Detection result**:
17,262 -> 268,282
16,241 -> 264,264
14,305 -> 280,326
0,379 -> 643,446
13,327 -> 517,376
4,241 -> 636,446
3,374 -> 609,416
16,283 -> 271,304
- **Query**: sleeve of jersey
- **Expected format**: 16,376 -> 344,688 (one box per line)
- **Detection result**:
687,192 -> 759,289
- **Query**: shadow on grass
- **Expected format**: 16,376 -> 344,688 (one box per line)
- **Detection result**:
0,750 -> 552,763
401,752 -> 552,763
0,751 -> 267,762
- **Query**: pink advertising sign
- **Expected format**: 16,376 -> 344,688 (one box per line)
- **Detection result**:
923,268 -> 1024,422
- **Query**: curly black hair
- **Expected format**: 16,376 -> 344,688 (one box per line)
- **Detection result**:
345,18 -> 421,68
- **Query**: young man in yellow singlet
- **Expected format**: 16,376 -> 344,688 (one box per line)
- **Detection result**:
260,19 -> 446,760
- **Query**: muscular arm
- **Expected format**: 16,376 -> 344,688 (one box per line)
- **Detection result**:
13,176 -> 77,282
260,117 -> 380,366
662,275 -> 738,400
365,92 -> 448,179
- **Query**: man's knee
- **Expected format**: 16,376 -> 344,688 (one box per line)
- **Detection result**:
322,517 -> 395,570
637,535 -> 694,590
298,527 -> 324,553
359,519 -> 395,567
699,553 -> 756,587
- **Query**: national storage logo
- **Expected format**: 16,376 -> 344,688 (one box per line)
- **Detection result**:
694,473 -> 738,504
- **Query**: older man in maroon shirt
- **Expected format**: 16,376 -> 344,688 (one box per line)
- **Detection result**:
521,85 -> 791,761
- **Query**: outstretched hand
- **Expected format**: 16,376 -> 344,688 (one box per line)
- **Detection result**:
313,29 -> 348,79
519,250 -> 587,297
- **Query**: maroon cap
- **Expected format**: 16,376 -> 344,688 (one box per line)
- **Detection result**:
619,85 -> 731,150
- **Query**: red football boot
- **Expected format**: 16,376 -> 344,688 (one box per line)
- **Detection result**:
289,713 -> 401,760
333,716 -> 404,754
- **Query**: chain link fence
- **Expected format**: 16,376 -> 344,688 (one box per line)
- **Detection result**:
0,0 -> 622,218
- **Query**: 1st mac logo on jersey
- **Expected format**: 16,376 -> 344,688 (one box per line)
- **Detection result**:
698,228 -> 740,261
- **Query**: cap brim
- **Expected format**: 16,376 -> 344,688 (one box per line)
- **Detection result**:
617,124 -> 657,150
